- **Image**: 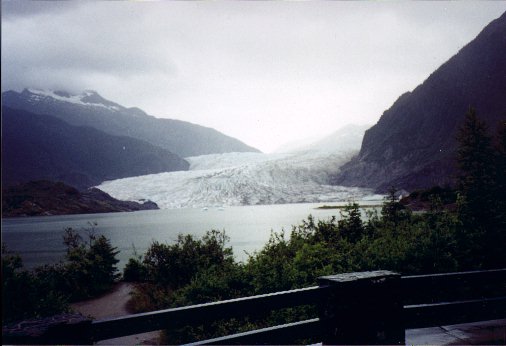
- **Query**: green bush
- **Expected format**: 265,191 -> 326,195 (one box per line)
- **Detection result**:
62,227 -> 120,299
2,246 -> 69,324
2,226 -> 120,323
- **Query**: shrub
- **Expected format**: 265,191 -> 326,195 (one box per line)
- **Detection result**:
62,227 -> 120,299
2,226 -> 120,323
2,246 -> 69,323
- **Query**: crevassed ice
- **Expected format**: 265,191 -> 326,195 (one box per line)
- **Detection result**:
97,151 -> 376,209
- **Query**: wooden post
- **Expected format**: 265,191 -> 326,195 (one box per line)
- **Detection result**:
318,270 -> 404,345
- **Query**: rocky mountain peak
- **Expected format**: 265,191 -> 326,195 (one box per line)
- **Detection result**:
18,88 -> 124,111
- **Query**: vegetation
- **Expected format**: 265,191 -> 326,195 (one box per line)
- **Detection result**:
455,108 -> 506,269
400,186 -> 457,212
2,109 -> 504,343
121,109 -> 505,343
2,225 -> 119,324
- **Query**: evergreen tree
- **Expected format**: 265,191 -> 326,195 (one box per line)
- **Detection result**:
381,187 -> 409,233
63,227 -> 120,298
337,203 -> 365,243
493,121 -> 506,227
456,108 -> 503,268
491,121 -> 506,266
457,108 -> 495,215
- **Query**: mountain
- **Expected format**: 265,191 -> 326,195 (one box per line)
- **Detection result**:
2,107 -> 189,189
334,12 -> 506,192
2,180 -> 159,217
275,124 -> 370,154
2,89 -> 260,157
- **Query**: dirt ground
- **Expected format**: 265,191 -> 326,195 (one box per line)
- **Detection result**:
71,282 -> 160,345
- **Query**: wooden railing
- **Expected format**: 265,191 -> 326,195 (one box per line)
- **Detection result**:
402,268 -> 506,329
93,285 -> 327,344
3,268 -> 505,345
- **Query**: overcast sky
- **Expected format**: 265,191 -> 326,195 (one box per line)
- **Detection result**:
2,2 -> 506,153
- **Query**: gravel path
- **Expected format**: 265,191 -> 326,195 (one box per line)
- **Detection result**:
71,282 -> 160,345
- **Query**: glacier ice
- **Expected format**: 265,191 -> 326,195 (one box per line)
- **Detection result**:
97,150 -> 378,209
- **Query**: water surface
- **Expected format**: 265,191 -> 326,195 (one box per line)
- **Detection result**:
2,201 -> 381,270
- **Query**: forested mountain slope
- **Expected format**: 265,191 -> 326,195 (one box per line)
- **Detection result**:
334,12 -> 506,192
2,107 -> 189,189
2,89 -> 260,157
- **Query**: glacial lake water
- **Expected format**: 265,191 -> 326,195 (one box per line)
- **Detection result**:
2,201 -> 382,270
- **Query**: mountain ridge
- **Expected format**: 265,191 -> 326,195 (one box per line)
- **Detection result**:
2,89 -> 260,157
275,124 -> 370,154
1,107 -> 189,189
334,11 -> 506,192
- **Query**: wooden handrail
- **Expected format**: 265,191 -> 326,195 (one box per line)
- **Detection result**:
4,269 -> 505,345
92,268 -> 506,343
402,268 -> 506,305
92,285 -> 326,341
404,296 -> 506,328
185,318 -> 321,346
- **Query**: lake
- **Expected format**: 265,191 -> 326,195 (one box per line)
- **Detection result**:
2,201 -> 382,270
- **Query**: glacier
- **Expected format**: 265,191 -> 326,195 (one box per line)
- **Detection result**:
97,149 -> 381,209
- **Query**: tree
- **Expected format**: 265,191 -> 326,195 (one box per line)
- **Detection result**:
141,230 -> 235,290
493,121 -> 506,232
337,203 -> 365,243
2,245 -> 69,323
456,108 -> 495,218
381,187 -> 409,233
123,245 -> 147,282
63,227 -> 120,298
456,108 -> 504,268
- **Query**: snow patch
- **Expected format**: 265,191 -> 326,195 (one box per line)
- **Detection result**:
25,89 -> 121,112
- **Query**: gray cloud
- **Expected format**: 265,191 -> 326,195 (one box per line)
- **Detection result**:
1,1 -> 81,18
2,1 -> 506,152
